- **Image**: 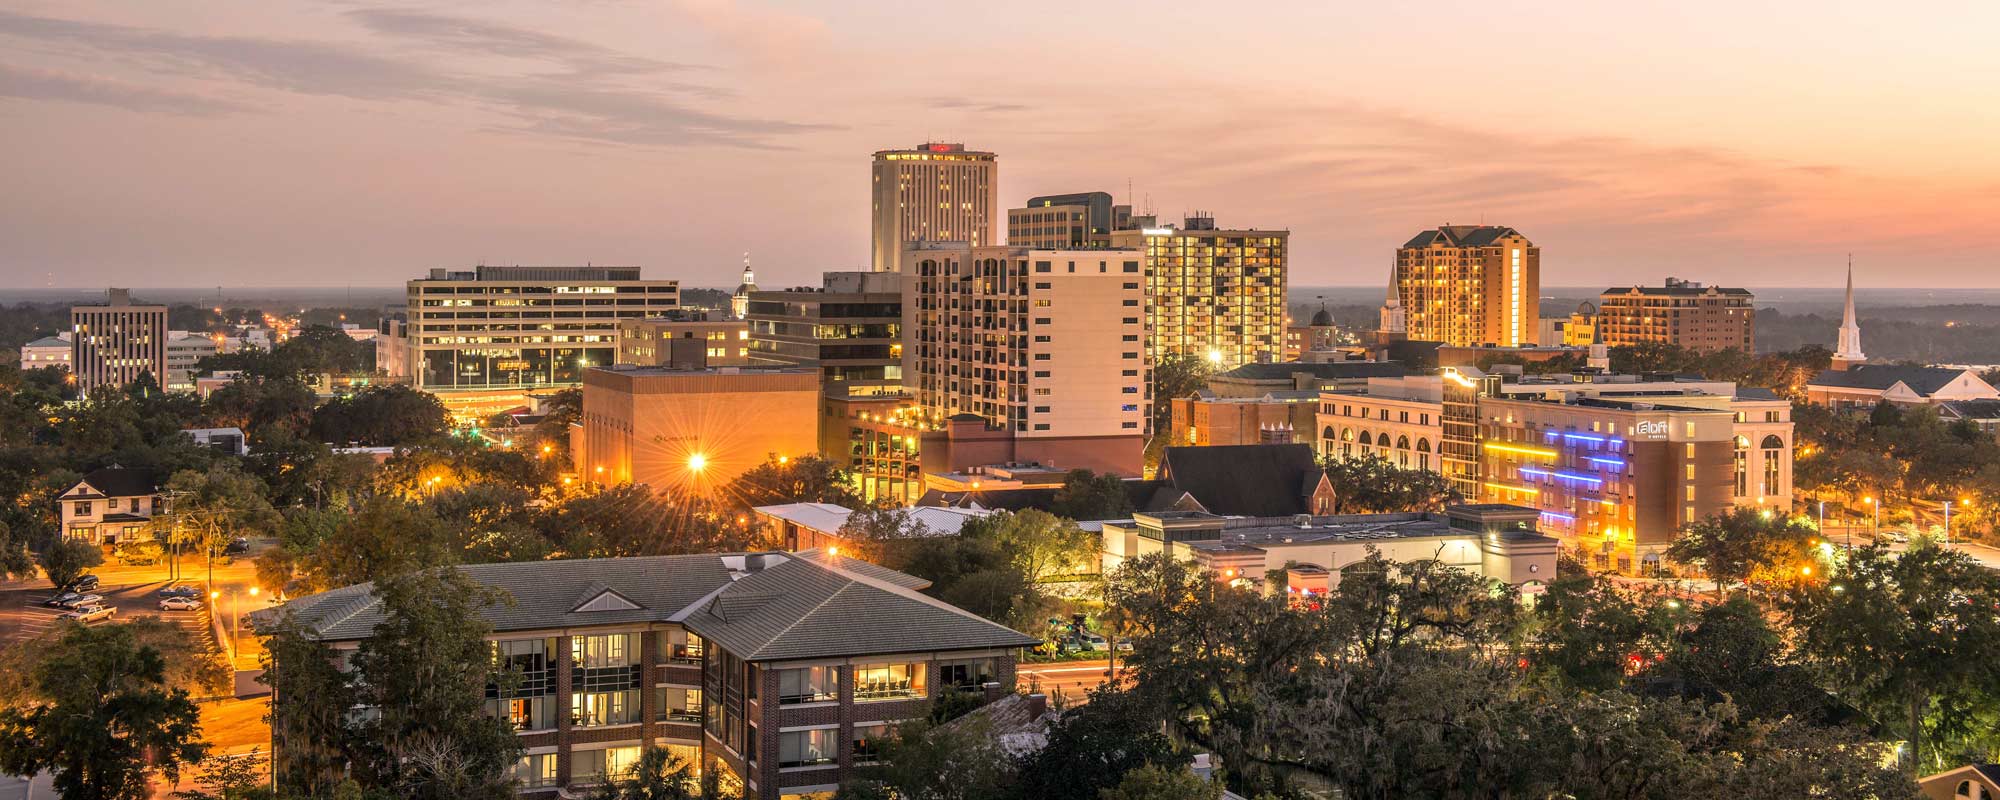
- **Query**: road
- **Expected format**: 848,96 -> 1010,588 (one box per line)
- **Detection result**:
1018,660 -> 1125,706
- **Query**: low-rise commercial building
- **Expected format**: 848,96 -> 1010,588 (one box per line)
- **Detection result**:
1098,505 -> 1558,590
261,552 -> 1038,799
19,334 -> 71,370
1170,389 -> 1318,447
573,366 -> 819,493
1317,374 -> 1446,472
618,311 -> 751,368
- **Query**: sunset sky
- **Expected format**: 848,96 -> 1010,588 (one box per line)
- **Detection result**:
4,1 -> 1998,289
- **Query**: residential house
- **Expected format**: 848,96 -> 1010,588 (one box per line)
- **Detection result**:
58,467 -> 162,545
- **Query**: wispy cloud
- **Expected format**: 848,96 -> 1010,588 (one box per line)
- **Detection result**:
0,8 -> 826,146
927,97 -> 1028,113
0,62 -> 253,115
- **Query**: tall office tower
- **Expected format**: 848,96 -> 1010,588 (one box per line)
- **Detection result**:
902,243 -> 1149,474
403,266 -> 680,416
745,272 -> 904,396
1395,225 -> 1540,347
1595,278 -> 1755,354
71,288 -> 167,398
870,143 -> 999,273
1108,215 -> 1289,368
1006,191 -> 1130,249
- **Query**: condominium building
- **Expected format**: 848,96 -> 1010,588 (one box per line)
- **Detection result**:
1394,225 -> 1540,347
870,143 -> 999,273
572,365 -> 820,493
745,272 -> 904,397
902,243 -> 1148,475
258,552 -> 1038,800
403,266 -> 681,414
1005,191 -> 1130,249
1472,373 -> 1792,572
618,311 -> 751,369
1596,278 -> 1755,353
1109,216 -> 1289,368
71,288 -> 167,398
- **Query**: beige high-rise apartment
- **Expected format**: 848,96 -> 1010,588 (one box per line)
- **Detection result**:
1108,215 -> 1289,368
1596,278 -> 1754,354
1395,225 -> 1540,347
901,243 -> 1148,474
71,288 -> 167,398
870,143 -> 999,273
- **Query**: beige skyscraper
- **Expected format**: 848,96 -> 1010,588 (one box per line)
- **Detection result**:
1394,225 -> 1540,347
870,143 -> 998,273
71,288 -> 167,398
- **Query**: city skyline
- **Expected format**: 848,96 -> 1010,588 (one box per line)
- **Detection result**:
5,2 -> 2000,288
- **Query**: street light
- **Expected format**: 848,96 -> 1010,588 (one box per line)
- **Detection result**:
1864,495 -> 1879,539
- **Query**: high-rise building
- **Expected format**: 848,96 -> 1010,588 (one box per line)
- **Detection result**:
1006,191 -> 1129,249
745,272 -> 904,396
71,288 -> 167,397
401,266 -> 680,415
1108,215 -> 1289,368
870,143 -> 999,273
1394,225 -> 1540,347
1595,278 -> 1754,353
902,243 -> 1149,475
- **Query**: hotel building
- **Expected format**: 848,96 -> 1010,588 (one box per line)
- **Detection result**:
1596,278 -> 1755,353
870,143 -> 999,273
618,311 -> 751,369
1109,216 -> 1289,368
402,266 -> 681,415
71,288 -> 167,398
260,552 -> 1038,800
901,243 -> 1149,476
745,272 -> 904,397
1470,373 -> 1792,572
573,365 -> 820,493
1394,225 -> 1540,347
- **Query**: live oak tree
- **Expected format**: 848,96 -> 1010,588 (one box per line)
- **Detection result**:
259,615 -> 358,797
347,568 -> 522,800
1049,469 -> 1134,521
1011,687 -> 1180,800
1665,507 -> 1819,595
1784,543 -> 2000,774
1098,765 -> 1222,800
0,623 -> 208,800
37,535 -> 102,589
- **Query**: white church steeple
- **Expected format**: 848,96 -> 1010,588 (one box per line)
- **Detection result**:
1832,256 -> 1865,370
731,251 -> 758,320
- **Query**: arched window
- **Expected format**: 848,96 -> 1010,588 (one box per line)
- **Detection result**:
1416,438 -> 1432,453
1357,432 -> 1373,446
1761,435 -> 1785,497
1760,434 -> 1785,449
1341,428 -> 1354,442
1397,435 -> 1410,450
1322,425 -> 1337,441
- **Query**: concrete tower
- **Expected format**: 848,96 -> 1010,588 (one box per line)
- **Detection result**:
1832,258 -> 1865,370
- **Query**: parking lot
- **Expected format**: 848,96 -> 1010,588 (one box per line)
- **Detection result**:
0,572 -> 215,653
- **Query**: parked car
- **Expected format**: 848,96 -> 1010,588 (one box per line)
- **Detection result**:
158,596 -> 204,612
159,584 -> 202,599
224,537 -> 250,555
1076,632 -> 1109,651
1883,531 -> 1911,544
60,604 -> 116,623
70,574 -> 100,592
43,591 -> 85,608
56,593 -> 105,610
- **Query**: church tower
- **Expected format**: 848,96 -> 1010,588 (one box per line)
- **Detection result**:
731,252 -> 757,320
1831,258 -> 1865,370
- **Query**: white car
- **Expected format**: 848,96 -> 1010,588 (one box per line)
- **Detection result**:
60,604 -> 116,623
158,596 -> 204,612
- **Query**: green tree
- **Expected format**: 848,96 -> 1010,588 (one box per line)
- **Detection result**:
1014,687 -> 1179,800
347,568 -> 521,799
1050,469 -> 1134,521
202,376 -> 317,437
1784,544 -> 2000,774
0,520 -> 39,581
163,465 -> 282,586
38,536 -> 103,589
259,616 -> 357,797
173,750 -> 273,800
846,715 -> 1014,800
1097,765 -> 1221,800
726,454 -> 864,510
586,747 -> 734,800
971,509 -> 1096,584
0,623 -> 208,800
1666,507 -> 1820,595
298,494 -> 454,593
1320,453 -> 1457,513
310,385 -> 448,447
1528,565 -> 1681,691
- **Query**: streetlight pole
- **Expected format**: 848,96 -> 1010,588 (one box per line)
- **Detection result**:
1944,500 -> 1952,550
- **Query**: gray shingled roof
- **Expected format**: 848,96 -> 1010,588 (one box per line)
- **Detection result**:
1157,444 -> 1324,517
264,552 -> 1032,662
24,335 -> 69,348
74,467 -> 160,499
1808,364 -> 1985,396
1941,399 -> 2000,421
1403,225 -> 1527,249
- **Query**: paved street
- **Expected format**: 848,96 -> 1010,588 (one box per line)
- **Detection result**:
1019,660 -> 1125,706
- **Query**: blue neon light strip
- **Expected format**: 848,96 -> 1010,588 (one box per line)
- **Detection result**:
1561,433 -> 1608,444
1586,457 -> 1626,468
1539,510 -> 1576,521
1519,467 -> 1605,485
